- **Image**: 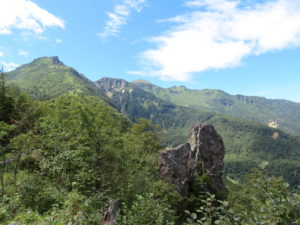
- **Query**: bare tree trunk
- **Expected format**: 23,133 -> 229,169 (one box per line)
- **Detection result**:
102,199 -> 120,225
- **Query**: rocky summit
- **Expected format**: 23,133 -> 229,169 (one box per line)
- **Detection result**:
159,123 -> 226,197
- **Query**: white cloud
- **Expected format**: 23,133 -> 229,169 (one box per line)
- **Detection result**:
98,0 -> 146,39
0,52 -> 3,57
137,0 -> 300,81
18,50 -> 29,56
55,38 -> 62,43
0,0 -> 64,35
1,61 -> 20,72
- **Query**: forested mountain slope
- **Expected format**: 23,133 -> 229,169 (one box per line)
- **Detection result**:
5,58 -> 300,186
97,77 -> 300,186
7,57 -> 106,100
1,59 -> 300,224
132,80 -> 300,135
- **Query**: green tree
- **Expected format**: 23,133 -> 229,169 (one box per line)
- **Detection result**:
118,193 -> 175,225
0,68 -> 14,123
185,165 -> 300,225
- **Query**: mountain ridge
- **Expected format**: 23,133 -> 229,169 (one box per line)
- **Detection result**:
7,57 -> 300,136
131,78 -> 299,103
131,79 -> 300,135
96,76 -> 300,186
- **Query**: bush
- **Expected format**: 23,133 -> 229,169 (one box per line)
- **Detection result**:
118,193 -> 176,225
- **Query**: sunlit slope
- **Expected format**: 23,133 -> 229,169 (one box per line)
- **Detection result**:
132,80 -> 300,135
7,56 -> 105,100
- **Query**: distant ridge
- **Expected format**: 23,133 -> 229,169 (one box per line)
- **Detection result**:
131,79 -> 154,85
132,80 -> 300,135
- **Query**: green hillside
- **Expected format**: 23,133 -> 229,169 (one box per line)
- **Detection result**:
1,60 -> 300,224
5,58 -> 300,186
132,80 -> 300,135
7,56 -> 105,100
2,80 -> 299,224
97,78 -> 300,186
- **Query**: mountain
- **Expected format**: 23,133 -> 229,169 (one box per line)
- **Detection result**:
132,80 -> 300,135
5,57 -> 300,186
97,77 -> 300,186
3,57 -> 300,224
96,77 -> 198,129
6,56 -> 106,100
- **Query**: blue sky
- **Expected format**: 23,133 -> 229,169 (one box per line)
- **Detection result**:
1,0 -> 300,102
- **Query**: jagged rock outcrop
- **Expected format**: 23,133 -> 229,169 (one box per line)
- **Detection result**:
159,123 -> 226,197
95,77 -> 128,97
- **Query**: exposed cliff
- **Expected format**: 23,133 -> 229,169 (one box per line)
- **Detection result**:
159,124 -> 226,198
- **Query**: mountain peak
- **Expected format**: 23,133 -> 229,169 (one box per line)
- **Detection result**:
33,56 -> 64,65
169,85 -> 187,90
98,77 -> 128,84
7,56 -> 102,100
95,77 -> 129,94
131,79 -> 160,92
131,79 -> 154,85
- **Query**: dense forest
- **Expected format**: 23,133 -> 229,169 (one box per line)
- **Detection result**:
1,65 -> 300,224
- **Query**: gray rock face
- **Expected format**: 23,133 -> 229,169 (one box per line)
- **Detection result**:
159,123 -> 226,197
95,77 -> 128,94
51,56 -> 64,65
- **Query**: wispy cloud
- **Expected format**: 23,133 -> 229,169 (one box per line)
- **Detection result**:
0,61 -> 20,72
18,50 -> 29,56
0,52 -> 3,57
136,0 -> 300,81
0,0 -> 64,35
98,0 -> 146,39
55,38 -> 63,43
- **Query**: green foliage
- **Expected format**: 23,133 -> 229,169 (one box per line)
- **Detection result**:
16,173 -> 64,214
0,90 -> 181,224
118,193 -> 176,225
0,70 -> 14,123
184,193 -> 236,225
185,168 -> 300,225
1,71 -> 300,225
209,114 -> 300,187
0,122 -> 16,146
0,173 -> 101,224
